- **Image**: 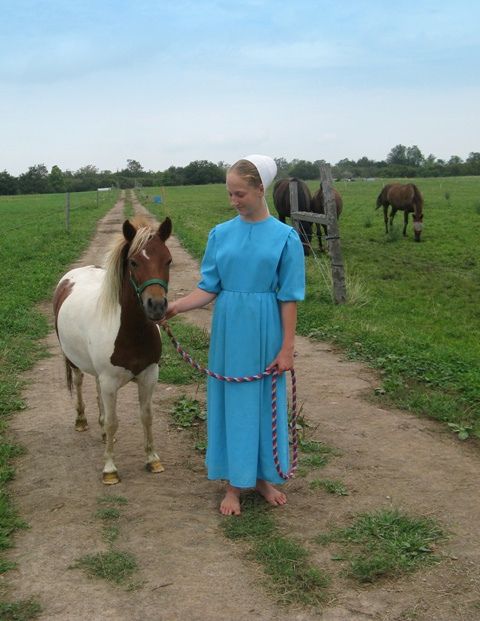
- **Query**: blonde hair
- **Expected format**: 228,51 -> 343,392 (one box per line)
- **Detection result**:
228,159 -> 262,189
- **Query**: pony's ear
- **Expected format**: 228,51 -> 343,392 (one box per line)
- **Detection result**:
123,220 -> 137,243
158,217 -> 172,241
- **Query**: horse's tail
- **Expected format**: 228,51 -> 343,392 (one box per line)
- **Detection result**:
65,357 -> 74,394
412,184 -> 424,217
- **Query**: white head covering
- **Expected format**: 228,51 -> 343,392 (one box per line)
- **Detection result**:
242,154 -> 277,215
243,154 -> 277,190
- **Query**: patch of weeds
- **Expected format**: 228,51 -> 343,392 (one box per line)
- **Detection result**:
299,439 -> 336,455
316,508 -> 444,583
71,494 -> 140,589
103,525 -> 120,545
97,495 -> 128,506
310,479 -> 349,496
171,395 -> 205,428
447,422 -> 473,441
364,216 -> 372,228
297,453 -> 329,477
254,536 -> 330,606
71,549 -> 138,585
222,493 -> 330,606
0,598 -> 42,620
95,507 -> 120,521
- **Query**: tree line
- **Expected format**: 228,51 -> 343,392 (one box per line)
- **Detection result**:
1,145 -> 479,195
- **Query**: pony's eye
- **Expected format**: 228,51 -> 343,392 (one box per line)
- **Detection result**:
130,259 -> 138,269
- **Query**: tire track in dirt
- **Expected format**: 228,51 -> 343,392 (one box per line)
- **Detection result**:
4,193 -> 480,620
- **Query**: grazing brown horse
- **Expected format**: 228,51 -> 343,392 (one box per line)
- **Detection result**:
273,177 -> 313,255
311,186 -> 343,252
376,183 -> 424,241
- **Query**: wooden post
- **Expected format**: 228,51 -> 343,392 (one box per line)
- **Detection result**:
288,180 -> 300,234
320,164 -> 346,304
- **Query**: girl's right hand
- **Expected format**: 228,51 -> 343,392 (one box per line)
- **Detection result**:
164,301 -> 179,321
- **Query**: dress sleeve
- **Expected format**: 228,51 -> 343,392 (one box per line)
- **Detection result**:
198,228 -> 221,293
276,229 -> 305,301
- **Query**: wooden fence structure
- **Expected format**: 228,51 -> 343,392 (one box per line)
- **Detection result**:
289,164 -> 347,304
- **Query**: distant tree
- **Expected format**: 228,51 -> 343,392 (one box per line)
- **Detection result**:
466,152 -> 480,175
161,166 -> 186,186
70,164 -> 100,191
183,160 -> 225,185
125,159 -> 144,176
0,170 -> 18,195
274,157 -> 289,178
49,165 -> 66,192
387,144 -> 408,166
406,145 -> 425,167
18,164 -> 50,194
288,159 -> 318,180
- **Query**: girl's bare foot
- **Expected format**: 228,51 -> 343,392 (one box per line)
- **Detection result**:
220,484 -> 241,516
255,479 -> 287,506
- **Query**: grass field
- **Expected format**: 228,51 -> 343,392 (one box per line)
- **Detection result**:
0,189 -> 118,586
0,180 -> 477,613
141,176 -> 480,439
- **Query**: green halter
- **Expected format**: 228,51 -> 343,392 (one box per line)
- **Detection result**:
129,275 -> 169,303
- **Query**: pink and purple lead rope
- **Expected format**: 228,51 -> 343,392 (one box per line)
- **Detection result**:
160,322 -> 298,480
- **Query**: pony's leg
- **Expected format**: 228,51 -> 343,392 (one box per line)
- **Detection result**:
98,377 -> 120,485
95,377 -> 106,440
72,368 -> 88,431
137,365 -> 164,474
383,206 -> 389,233
403,211 -> 408,236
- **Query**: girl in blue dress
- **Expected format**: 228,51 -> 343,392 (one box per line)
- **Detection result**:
166,154 -> 305,515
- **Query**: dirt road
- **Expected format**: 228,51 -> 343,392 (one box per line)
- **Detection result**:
4,195 -> 480,620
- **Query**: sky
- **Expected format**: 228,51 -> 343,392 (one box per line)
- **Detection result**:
1,0 -> 479,176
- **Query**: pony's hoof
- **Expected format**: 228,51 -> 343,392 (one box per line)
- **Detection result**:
146,460 -> 165,474
103,471 -> 120,485
75,421 -> 88,432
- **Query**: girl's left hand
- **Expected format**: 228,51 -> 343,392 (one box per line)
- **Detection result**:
267,348 -> 294,373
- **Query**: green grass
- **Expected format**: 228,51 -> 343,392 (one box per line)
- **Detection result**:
316,508 -> 445,583
171,395 -> 206,428
0,599 -> 42,620
159,318 -> 209,385
310,479 -> 349,496
0,189 -> 118,600
140,176 -> 480,438
223,493 -> 330,606
70,494 -> 140,588
71,549 -> 138,585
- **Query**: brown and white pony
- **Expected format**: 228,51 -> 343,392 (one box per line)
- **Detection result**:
53,216 -> 172,484
376,183 -> 424,241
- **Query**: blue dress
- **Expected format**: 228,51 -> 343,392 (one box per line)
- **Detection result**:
198,215 -> 305,488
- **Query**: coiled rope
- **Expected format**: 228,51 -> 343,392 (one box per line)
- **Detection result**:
161,322 -> 298,480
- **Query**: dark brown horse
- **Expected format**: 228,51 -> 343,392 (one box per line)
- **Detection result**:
311,186 -> 343,252
273,178 -> 313,255
376,183 -> 424,241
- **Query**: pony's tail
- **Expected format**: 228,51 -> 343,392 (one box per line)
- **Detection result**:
65,357 -> 74,394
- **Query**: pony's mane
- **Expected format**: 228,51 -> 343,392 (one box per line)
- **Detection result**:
99,216 -> 158,316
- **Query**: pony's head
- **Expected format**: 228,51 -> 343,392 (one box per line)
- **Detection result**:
102,216 -> 172,321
